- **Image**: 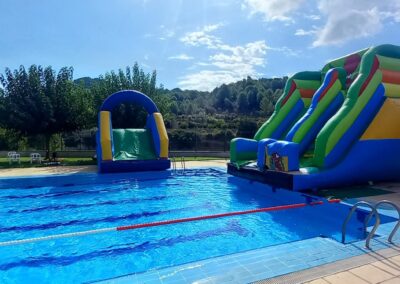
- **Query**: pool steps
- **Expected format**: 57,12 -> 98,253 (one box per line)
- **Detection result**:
342,200 -> 400,249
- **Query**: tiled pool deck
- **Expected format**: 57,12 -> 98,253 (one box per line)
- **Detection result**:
97,219 -> 399,284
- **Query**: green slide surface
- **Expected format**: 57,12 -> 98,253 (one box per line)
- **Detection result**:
112,129 -> 157,160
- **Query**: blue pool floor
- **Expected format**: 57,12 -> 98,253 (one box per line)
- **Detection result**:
1,169 -> 399,283
97,216 -> 400,284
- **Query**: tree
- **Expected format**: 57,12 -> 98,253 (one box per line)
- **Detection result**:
237,92 -> 248,113
236,119 -> 258,138
262,88 -> 273,100
224,98 -> 234,112
273,89 -> 283,103
0,88 -> 5,127
0,128 -> 27,150
214,84 -> 231,110
246,85 -> 258,112
90,63 -> 170,129
260,96 -> 274,116
170,101 -> 179,115
0,65 -> 91,157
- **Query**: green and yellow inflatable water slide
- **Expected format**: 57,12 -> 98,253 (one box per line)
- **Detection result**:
97,90 -> 170,173
228,44 -> 400,190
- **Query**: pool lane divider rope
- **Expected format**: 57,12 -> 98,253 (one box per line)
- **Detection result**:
0,199 -> 340,247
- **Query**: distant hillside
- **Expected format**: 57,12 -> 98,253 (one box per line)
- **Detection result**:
160,76 -> 288,116
74,74 -> 287,118
74,77 -> 101,88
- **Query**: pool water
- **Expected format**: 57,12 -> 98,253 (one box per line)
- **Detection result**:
0,169 -> 394,283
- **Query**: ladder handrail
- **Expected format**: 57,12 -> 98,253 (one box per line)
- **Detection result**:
364,200 -> 400,243
171,155 -> 177,172
181,156 -> 186,171
170,154 -> 185,174
342,201 -> 380,249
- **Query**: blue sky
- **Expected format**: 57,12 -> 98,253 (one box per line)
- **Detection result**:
1,0 -> 399,91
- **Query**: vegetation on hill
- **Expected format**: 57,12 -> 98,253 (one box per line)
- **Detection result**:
0,63 -> 287,152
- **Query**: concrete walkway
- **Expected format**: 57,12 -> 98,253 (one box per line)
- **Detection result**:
0,165 -> 97,177
305,254 -> 400,284
0,159 -> 228,177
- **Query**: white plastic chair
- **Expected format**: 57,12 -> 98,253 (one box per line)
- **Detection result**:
7,151 -> 16,157
8,151 -> 20,164
30,153 -> 42,164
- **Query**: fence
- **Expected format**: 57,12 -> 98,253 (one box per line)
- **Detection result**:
0,129 -> 237,153
0,150 -> 229,159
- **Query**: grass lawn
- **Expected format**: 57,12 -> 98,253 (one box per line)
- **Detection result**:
0,156 -> 226,169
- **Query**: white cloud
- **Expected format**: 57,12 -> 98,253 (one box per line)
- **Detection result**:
295,28 -> 317,36
164,30 -> 175,38
266,46 -> 301,57
178,70 -> 245,91
209,40 -> 267,71
196,62 -> 211,66
312,0 -> 400,46
313,8 -> 381,46
168,54 -> 194,61
203,24 -> 222,33
305,14 -> 321,21
178,25 -> 268,91
179,41 -> 268,91
180,24 -> 223,49
244,0 -> 399,47
159,25 -> 176,41
242,0 -> 304,22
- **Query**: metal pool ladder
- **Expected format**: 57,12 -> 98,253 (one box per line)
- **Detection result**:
180,156 -> 186,171
342,201 -> 380,249
342,200 -> 400,249
170,155 -> 186,174
171,155 -> 177,172
364,200 -> 400,244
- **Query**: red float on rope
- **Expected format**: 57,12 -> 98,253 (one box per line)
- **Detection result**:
117,201 -> 321,231
117,199 -> 340,231
0,199 -> 340,247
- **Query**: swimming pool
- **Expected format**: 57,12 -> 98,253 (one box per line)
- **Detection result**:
0,168 -> 394,283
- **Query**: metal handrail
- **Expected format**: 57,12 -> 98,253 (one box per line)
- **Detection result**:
342,201 -> 380,249
171,155 -> 177,172
181,156 -> 186,171
170,155 -> 185,174
364,200 -> 400,243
